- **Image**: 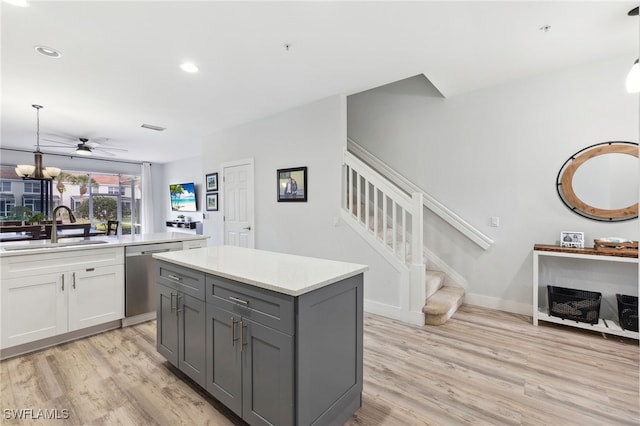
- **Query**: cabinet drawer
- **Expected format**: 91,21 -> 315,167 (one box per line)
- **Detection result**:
156,261 -> 205,301
206,275 -> 294,335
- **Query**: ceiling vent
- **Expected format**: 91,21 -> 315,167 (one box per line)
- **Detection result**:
141,123 -> 166,131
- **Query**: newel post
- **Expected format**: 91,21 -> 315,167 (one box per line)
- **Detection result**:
410,192 -> 426,315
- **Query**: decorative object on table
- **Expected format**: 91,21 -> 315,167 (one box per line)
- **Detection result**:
560,231 -> 584,248
177,214 -> 185,222
616,294 -> 639,332
593,237 -> 638,256
206,192 -> 218,211
556,141 -> 638,222
205,172 -> 218,192
547,285 -> 602,325
277,166 -> 307,202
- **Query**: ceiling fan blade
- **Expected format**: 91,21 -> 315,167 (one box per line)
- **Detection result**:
40,138 -> 76,146
94,149 -> 117,157
96,146 -> 128,152
38,144 -> 73,148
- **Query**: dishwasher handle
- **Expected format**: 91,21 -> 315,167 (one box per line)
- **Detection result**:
141,248 -> 172,255
126,249 -> 172,257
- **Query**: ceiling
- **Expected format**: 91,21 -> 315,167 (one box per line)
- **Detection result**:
1,1 -> 638,164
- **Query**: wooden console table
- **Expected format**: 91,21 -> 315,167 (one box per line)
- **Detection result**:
533,244 -> 638,339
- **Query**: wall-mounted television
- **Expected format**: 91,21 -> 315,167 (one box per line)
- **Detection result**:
170,182 -> 197,212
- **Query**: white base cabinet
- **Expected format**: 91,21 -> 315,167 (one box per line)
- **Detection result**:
1,247 -> 124,350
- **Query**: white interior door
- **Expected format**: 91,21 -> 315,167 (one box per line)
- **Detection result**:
223,159 -> 254,248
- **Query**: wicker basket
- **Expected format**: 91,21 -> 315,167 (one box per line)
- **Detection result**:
616,294 -> 639,332
593,239 -> 638,256
547,286 -> 601,324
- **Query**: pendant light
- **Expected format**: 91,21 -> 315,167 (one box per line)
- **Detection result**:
15,104 -> 61,180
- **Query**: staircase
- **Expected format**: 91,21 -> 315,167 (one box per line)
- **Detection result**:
342,149 -> 465,325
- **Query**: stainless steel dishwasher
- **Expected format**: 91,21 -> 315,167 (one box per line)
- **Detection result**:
124,241 -> 183,324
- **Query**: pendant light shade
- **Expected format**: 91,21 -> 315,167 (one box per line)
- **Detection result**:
626,59 -> 640,93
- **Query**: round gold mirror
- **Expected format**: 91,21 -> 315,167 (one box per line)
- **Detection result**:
556,141 -> 638,222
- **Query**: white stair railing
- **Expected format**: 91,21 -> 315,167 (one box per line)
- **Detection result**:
342,149 -> 426,324
343,150 -> 423,266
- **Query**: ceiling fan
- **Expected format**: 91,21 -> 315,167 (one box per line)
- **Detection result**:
40,136 -> 128,157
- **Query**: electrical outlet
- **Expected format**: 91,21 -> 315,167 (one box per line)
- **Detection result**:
491,216 -> 500,227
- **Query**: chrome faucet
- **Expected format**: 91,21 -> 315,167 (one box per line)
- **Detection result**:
51,205 -> 77,243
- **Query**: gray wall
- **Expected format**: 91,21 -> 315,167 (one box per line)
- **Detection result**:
347,55 -> 638,313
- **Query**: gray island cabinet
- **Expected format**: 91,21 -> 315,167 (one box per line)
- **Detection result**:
154,246 -> 367,426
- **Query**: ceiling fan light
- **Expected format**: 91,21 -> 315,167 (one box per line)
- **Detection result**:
626,59 -> 640,93
75,146 -> 92,156
45,167 -> 61,178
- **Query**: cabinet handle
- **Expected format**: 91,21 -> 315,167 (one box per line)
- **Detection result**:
176,295 -> 183,313
72,272 -> 76,289
61,274 -> 65,291
231,317 -> 239,346
229,296 -> 248,305
240,321 -> 247,353
167,274 -> 182,282
170,292 -> 177,312
86,267 -> 95,272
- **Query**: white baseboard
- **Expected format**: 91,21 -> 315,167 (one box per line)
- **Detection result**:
464,293 -> 531,316
364,299 -> 424,326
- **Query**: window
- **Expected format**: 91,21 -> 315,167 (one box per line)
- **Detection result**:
0,165 -> 142,234
23,182 -> 41,193
0,198 -> 15,217
107,186 -> 125,195
23,197 -> 42,213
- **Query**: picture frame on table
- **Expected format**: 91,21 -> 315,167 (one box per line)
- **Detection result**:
205,172 -> 218,192
277,166 -> 307,202
206,192 -> 219,211
560,231 -> 584,248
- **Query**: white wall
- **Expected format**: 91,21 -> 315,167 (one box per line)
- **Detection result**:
152,157 -> 204,232
347,55 -> 639,314
201,96 -> 402,306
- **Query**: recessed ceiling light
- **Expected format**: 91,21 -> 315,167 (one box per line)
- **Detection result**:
3,0 -> 29,7
35,45 -> 62,58
180,62 -> 199,73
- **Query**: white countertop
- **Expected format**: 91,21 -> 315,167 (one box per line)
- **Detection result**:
153,245 -> 368,296
0,232 -> 208,256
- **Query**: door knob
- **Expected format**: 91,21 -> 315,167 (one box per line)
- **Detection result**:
243,226 -> 252,231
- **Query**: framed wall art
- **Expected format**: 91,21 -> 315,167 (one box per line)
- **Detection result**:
206,172 -> 218,192
206,192 -> 219,211
277,166 -> 307,202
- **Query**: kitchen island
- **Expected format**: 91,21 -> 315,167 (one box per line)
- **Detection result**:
153,245 -> 368,426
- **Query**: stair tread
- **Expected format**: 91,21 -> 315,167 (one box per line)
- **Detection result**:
423,286 -> 465,316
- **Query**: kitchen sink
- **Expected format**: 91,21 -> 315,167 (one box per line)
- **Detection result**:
2,239 -> 110,251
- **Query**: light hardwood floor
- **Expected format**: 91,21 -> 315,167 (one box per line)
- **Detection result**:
1,305 -> 638,425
